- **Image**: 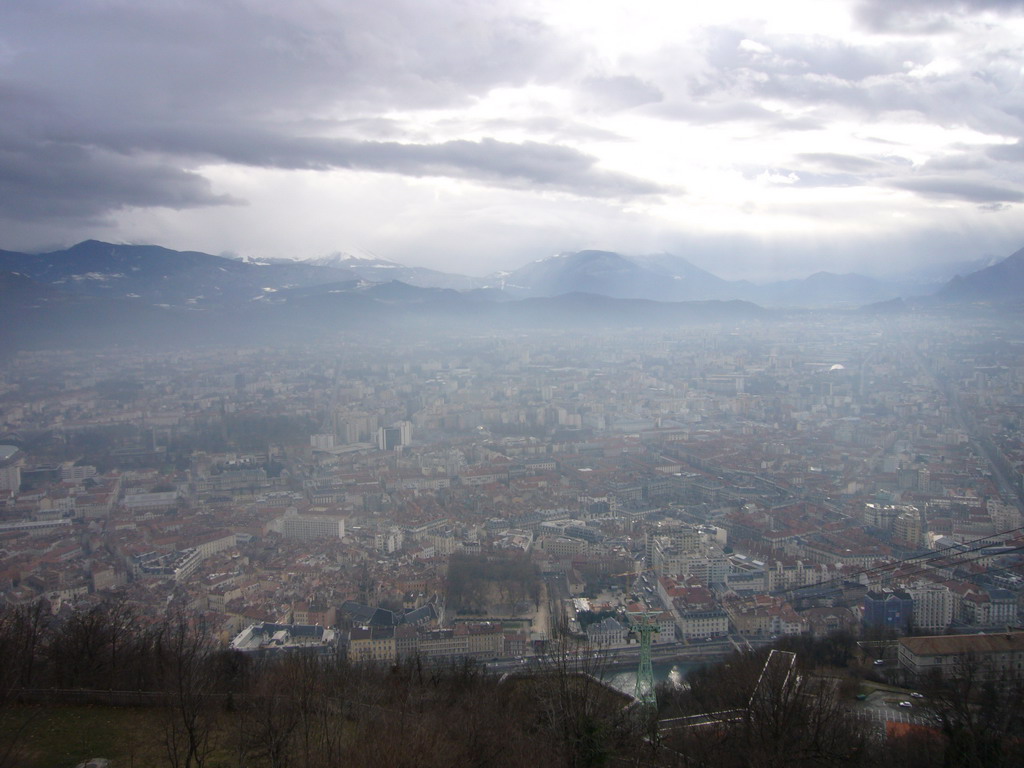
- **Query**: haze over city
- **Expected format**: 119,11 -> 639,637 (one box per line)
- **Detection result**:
4,0 -> 1024,279
3,3 -> 1024,767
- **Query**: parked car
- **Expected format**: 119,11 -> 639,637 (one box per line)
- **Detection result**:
899,701 -> 912,708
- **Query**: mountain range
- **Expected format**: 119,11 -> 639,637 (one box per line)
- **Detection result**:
491,249 -> 915,307
933,245 -> 1024,304
0,240 -> 1021,353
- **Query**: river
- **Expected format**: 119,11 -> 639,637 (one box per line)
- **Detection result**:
605,659 -> 703,696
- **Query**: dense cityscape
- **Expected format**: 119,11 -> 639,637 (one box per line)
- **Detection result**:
2,312 -> 1022,657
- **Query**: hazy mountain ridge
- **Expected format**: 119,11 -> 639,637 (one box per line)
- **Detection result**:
859,245 -> 1024,312
277,250 -> 485,290
0,254 -> 770,356
496,250 -> 911,307
493,250 -> 733,301
2,240 -> 1022,350
0,240 -> 342,307
935,245 -> 1024,304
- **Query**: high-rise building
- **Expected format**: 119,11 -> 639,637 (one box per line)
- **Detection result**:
377,421 -> 413,451
906,583 -> 952,633
893,507 -> 923,548
0,463 -> 20,493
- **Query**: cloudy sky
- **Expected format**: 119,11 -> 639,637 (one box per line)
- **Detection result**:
3,0 -> 1024,280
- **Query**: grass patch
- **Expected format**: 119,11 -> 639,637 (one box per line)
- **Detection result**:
0,705 -> 165,768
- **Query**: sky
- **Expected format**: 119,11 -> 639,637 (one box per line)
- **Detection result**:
3,0 -> 1024,280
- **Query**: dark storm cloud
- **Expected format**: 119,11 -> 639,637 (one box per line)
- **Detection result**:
2,1 -> 655,222
888,177 -> 1024,203
0,130 -> 239,222
295,136 -> 668,197
70,126 -> 666,198
2,1 -> 569,120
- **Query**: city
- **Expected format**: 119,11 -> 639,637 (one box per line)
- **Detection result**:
1,314 -> 1021,662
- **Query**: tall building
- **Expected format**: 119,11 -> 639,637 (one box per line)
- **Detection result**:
989,499 -> 1022,531
374,526 -> 404,554
0,463 -> 20,493
893,507 -> 923,548
0,445 -> 21,492
377,426 -> 401,451
863,503 -> 905,531
377,420 -> 413,451
906,583 -> 952,633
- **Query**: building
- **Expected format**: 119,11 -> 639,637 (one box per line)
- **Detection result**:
374,526 -> 404,554
906,583 -> 953,634
677,609 -> 729,640
310,433 -> 335,451
230,623 -> 339,655
122,489 -> 180,513
60,462 -> 97,482
0,446 -> 22,492
586,616 -> 627,647
863,590 -> 913,633
276,508 -> 345,541
194,530 -> 236,559
377,421 -> 412,451
453,621 -> 504,658
348,626 -> 397,663
892,507 -> 923,548
897,632 -> 1024,682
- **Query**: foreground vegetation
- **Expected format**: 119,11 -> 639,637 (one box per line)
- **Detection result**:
1,602 -> 1022,767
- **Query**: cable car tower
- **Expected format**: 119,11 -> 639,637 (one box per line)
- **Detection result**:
626,610 -> 660,709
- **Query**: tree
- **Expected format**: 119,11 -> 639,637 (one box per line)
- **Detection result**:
919,654 -> 1024,768
0,603 -> 48,768
158,613 -> 217,768
531,638 -> 629,768
663,648 -> 872,768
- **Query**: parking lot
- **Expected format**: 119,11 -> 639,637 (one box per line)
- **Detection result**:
851,689 -> 937,730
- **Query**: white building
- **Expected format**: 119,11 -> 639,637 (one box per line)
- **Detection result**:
906,583 -> 953,633
375,526 -> 404,554
586,617 -> 628,647
122,489 -> 179,512
310,433 -> 335,451
276,508 -> 345,541
898,632 -> 1024,683
677,609 -> 730,640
